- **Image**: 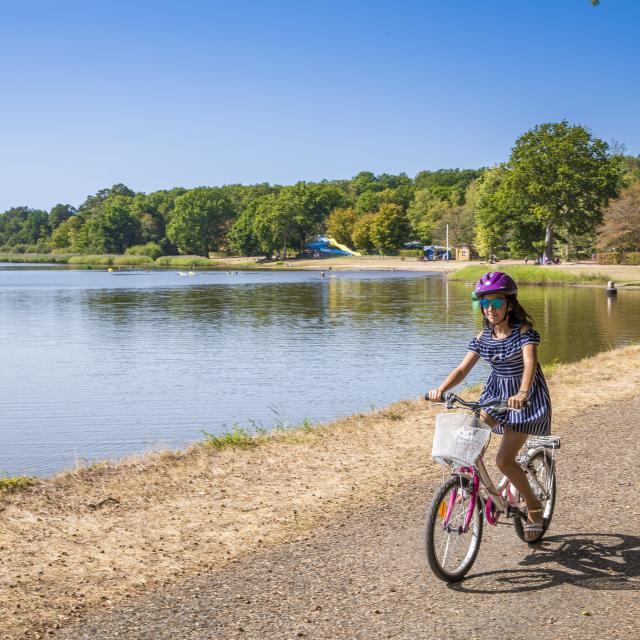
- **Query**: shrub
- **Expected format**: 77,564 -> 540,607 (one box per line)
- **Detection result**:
155,255 -> 214,267
0,476 -> 36,494
125,242 -> 163,260
596,252 -> 623,265
68,255 -> 115,266
623,252 -> 640,265
399,249 -> 423,257
113,255 -> 154,266
36,241 -> 52,254
0,253 -> 71,263
200,426 -> 257,450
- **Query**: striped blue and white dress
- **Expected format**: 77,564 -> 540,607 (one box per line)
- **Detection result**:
468,323 -> 552,436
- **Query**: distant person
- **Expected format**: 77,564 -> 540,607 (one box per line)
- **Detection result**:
320,271 -> 325,277
524,257 -> 528,264
426,271 -> 551,542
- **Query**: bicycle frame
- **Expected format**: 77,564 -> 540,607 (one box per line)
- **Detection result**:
441,444 -> 553,533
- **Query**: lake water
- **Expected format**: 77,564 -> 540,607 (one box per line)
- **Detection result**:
2,266 -> 639,476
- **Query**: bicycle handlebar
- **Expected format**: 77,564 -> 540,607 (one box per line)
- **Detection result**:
424,391 -> 529,412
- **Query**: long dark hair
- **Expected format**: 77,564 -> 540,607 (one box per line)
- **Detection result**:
481,294 -> 535,332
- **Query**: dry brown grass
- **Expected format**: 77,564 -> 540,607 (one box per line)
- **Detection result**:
2,345 -> 640,639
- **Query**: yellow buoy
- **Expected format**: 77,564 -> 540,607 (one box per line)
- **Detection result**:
107,267 -> 113,272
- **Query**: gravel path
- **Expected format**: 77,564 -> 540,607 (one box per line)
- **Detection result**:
53,397 -> 640,640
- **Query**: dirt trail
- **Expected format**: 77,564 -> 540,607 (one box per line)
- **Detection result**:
52,395 -> 640,640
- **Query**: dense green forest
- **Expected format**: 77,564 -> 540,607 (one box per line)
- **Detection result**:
1,122 -> 638,260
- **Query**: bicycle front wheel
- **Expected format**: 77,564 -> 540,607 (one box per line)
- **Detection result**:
425,474 -> 483,583
514,450 -> 556,543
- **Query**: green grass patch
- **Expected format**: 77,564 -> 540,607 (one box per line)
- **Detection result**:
541,356 -> 564,376
68,254 -> 117,266
155,255 -> 217,267
113,255 -> 154,266
449,265 -> 608,285
68,254 -> 156,267
273,417 -> 316,433
200,426 -> 258,450
0,475 -> 37,494
0,253 -> 72,263
200,417 -> 319,450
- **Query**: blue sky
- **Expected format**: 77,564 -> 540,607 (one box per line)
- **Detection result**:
0,0 -> 638,211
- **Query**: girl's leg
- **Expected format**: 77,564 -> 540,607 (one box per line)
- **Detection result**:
495,427 -> 543,541
479,410 -> 497,429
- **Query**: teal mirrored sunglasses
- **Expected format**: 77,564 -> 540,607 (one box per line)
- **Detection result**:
480,298 -> 506,310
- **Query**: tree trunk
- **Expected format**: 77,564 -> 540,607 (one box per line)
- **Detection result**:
544,221 -> 554,262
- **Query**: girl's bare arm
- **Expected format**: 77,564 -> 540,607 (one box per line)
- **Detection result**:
427,351 -> 480,401
508,343 -> 537,409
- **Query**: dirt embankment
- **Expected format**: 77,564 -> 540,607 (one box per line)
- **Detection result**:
2,346 -> 640,639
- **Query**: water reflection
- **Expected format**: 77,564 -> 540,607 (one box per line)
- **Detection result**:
1,270 -> 639,476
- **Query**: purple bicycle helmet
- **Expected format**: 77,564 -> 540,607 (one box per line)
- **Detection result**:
474,271 -> 517,297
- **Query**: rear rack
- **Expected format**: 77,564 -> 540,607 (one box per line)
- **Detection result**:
526,436 -> 561,450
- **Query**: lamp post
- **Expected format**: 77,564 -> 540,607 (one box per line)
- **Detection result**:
446,223 -> 449,261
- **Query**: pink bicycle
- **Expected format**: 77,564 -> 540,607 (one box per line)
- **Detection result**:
424,392 -> 559,583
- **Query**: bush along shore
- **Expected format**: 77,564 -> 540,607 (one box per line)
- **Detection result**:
1,345 -> 640,639
0,252 -> 254,268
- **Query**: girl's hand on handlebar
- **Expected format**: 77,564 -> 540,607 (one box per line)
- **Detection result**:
507,391 -> 528,410
427,389 -> 444,402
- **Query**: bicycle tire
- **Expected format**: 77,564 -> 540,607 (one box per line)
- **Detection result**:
425,475 -> 483,582
513,450 -> 556,544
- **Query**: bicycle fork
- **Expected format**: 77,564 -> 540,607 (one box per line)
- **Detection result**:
441,468 -> 481,533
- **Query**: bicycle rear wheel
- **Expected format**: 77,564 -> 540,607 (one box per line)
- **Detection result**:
425,474 -> 483,582
514,450 -> 556,543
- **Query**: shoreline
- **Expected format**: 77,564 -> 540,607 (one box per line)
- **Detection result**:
3,254 -> 640,282
2,344 -> 640,638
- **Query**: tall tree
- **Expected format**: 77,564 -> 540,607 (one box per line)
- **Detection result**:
597,181 -> 640,251
326,207 -> 358,246
350,171 -> 381,197
474,166 -> 511,257
252,193 -> 297,258
48,204 -> 76,230
85,196 -> 141,253
78,184 -> 136,215
354,190 -> 380,217
228,204 -> 262,256
351,212 -> 377,253
168,188 -> 235,256
495,121 -> 624,260
286,182 -> 345,251
370,203 -> 411,254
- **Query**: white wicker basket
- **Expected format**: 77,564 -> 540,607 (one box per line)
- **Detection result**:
432,413 -> 492,467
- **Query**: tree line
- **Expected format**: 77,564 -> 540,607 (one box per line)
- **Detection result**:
1,121 -> 638,260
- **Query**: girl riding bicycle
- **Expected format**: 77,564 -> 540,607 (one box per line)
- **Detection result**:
427,271 -> 551,542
